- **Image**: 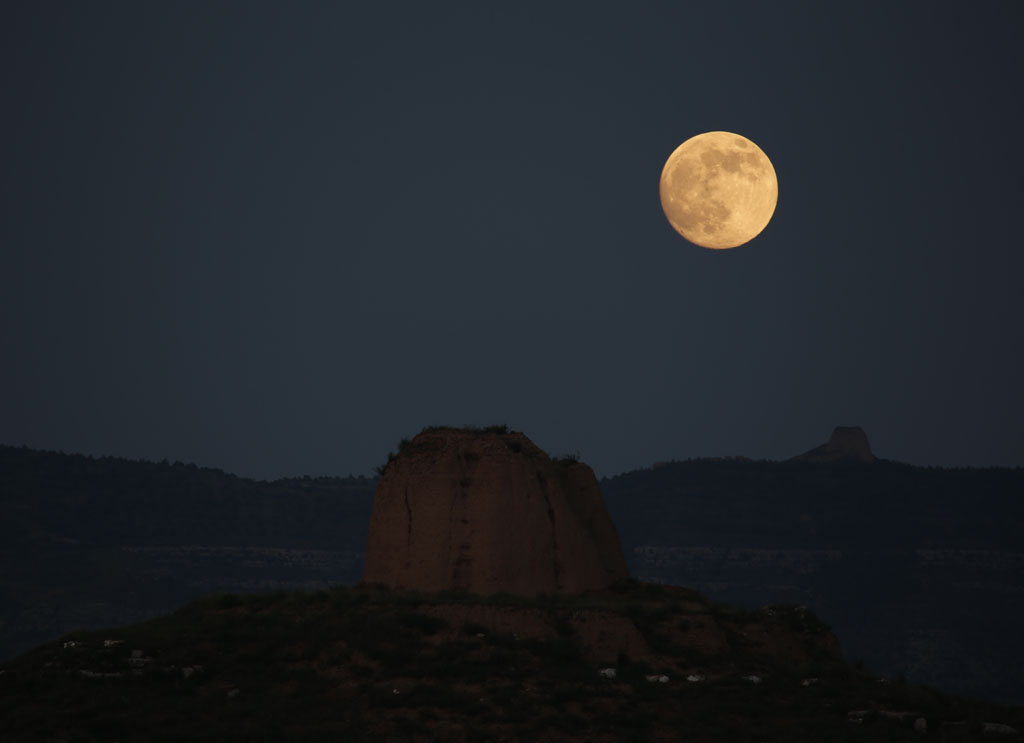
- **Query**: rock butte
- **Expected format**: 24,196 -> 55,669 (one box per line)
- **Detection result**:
362,428 -> 629,596
793,426 -> 876,463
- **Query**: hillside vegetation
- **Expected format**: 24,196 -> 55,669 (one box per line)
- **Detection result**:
3,582 -> 1021,742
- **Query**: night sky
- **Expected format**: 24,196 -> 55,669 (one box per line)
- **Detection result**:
2,2 -> 1022,480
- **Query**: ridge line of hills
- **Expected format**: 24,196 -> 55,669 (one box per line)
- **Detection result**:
2,439 -> 1024,704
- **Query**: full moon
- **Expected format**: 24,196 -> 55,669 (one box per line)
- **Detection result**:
659,131 -> 778,249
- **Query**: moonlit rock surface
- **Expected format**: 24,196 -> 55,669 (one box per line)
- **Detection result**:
361,428 -> 629,595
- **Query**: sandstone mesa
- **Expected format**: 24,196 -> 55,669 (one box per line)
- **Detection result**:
362,427 -> 629,596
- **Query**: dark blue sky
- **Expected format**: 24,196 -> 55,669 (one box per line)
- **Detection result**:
2,2 -> 1022,479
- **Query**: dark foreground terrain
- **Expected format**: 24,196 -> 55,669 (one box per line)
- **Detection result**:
1,582 -> 1021,742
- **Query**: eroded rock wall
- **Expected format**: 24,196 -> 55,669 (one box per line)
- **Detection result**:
362,429 -> 628,595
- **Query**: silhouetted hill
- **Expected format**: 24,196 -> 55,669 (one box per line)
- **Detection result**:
3,582 -> 1021,742
0,445 -> 375,665
602,458 -> 1024,704
602,457 -> 1024,551
0,445 -> 374,549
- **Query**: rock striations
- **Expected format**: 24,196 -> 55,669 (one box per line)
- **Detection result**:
793,426 -> 876,463
362,428 -> 629,596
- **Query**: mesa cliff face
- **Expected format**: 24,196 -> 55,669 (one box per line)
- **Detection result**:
362,428 -> 629,595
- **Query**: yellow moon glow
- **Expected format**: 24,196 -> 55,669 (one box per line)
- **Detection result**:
659,131 -> 778,249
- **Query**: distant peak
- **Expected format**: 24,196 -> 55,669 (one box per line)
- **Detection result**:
792,426 -> 875,463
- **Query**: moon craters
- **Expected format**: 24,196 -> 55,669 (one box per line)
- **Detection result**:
659,131 -> 778,249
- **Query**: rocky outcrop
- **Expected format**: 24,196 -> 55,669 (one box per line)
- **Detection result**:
793,426 -> 876,463
361,428 -> 629,595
